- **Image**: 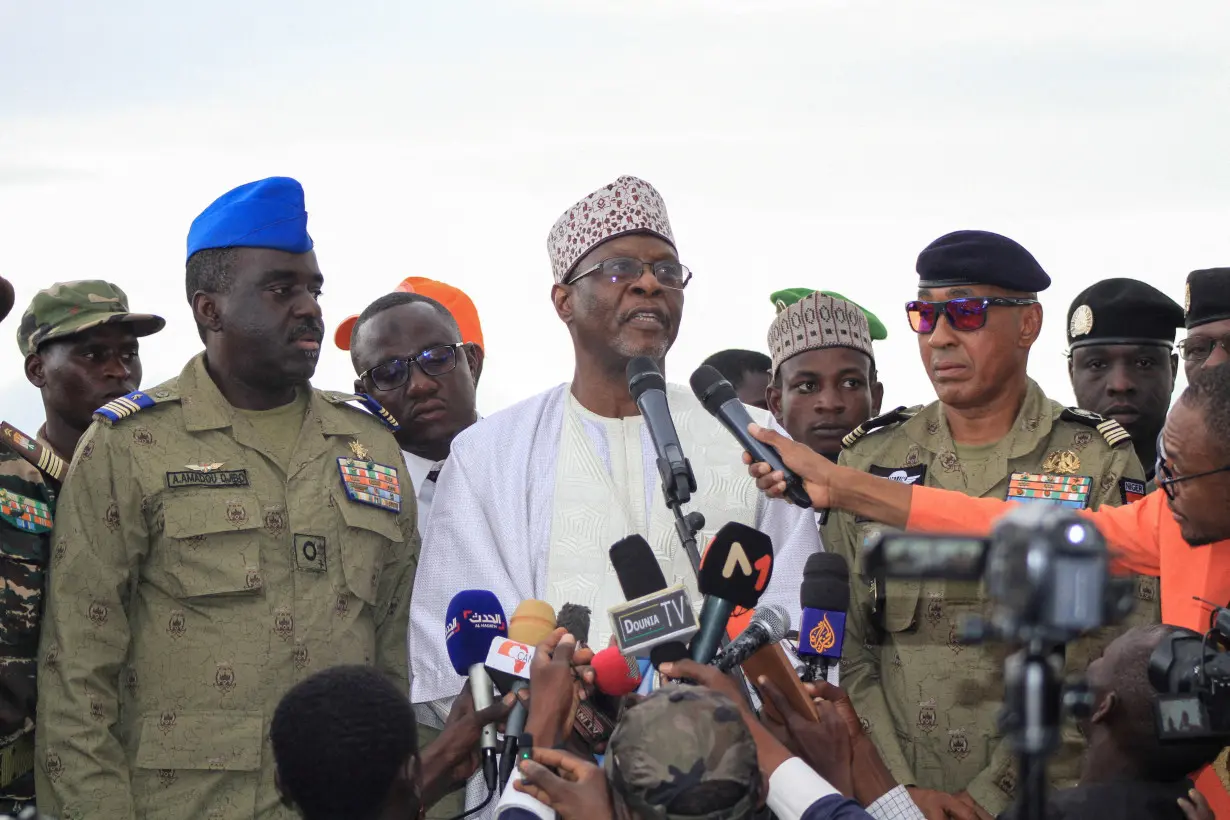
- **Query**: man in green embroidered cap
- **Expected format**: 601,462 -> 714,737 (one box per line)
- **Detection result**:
766,289 -> 885,462
0,279 -> 163,817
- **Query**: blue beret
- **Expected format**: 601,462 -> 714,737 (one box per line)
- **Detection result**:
186,177 -> 313,262
916,230 -> 1050,293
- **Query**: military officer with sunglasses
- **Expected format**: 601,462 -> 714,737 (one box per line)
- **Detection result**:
822,230 -> 1146,820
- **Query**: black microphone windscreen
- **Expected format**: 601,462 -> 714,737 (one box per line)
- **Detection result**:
610,535 -> 668,600
698,522 -> 774,608
802,553 -> 850,611
627,356 -> 666,401
557,603 -> 592,645
650,641 -> 689,668
689,365 -> 738,411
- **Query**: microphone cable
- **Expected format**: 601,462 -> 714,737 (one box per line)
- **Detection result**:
445,783 -> 495,820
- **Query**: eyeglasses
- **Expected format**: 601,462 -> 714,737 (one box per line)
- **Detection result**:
569,257 -> 692,290
1177,336 -> 1230,362
359,344 -> 464,392
905,297 -> 1038,334
1154,431 -> 1230,500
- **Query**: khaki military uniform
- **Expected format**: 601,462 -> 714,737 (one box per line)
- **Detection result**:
34,354 -> 420,820
824,380 -> 1148,816
0,427 -> 66,816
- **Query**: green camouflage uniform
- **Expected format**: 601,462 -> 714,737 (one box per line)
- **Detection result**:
2,280 -> 162,817
34,353 -> 419,820
824,380 -> 1150,816
605,685 -> 760,820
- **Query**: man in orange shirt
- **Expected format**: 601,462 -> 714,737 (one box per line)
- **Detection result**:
744,360 -> 1230,812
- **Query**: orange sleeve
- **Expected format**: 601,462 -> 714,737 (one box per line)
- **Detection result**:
906,485 -> 1163,575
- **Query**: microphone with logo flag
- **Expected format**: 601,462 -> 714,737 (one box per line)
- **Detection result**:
723,605 -> 820,723
690,523 -> 774,663
797,553 -> 849,683
497,600 -> 557,788
608,535 -> 698,668
444,590 -> 508,795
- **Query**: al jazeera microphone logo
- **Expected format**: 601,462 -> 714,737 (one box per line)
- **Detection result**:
808,613 -> 838,654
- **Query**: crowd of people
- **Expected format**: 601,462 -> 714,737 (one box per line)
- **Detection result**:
0,172 -> 1227,820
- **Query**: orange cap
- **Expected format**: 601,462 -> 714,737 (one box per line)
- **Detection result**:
333,277 -> 485,352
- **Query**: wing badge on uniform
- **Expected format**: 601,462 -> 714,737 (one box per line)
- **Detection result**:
184,462 -> 224,473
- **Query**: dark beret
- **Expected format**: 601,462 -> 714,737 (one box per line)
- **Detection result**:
1067,278 -> 1183,349
917,230 -> 1051,293
1185,268 -> 1230,330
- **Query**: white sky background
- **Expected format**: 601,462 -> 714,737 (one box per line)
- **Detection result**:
2,1 -> 1229,435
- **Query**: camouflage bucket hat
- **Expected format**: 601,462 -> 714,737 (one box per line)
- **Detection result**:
604,684 -> 760,820
18,280 -> 165,356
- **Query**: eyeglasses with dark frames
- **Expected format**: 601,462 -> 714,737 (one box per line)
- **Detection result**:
359,343 -> 465,392
568,257 -> 692,290
1154,431 -> 1230,500
1177,335 -> 1230,362
905,297 -> 1038,334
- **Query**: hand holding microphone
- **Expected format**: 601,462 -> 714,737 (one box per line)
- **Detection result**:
523,628 -> 584,749
738,421 -> 836,509
444,590 -> 509,794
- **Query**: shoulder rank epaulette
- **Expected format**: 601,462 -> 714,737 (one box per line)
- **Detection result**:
0,421 -> 68,484
1060,407 -> 1132,448
842,406 -> 918,449
93,389 -> 167,425
323,391 -> 401,432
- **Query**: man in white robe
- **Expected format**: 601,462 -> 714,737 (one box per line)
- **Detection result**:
409,176 -> 823,792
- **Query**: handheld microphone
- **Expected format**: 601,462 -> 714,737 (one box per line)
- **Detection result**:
609,535 -> 695,665
499,600 -> 557,788
797,553 -> 850,682
714,604 -> 790,672
690,523 -> 774,663
628,356 -> 696,507
444,590 -> 508,794
557,603 -> 592,645
485,636 -> 536,692
592,645 -> 643,696
689,365 -> 813,510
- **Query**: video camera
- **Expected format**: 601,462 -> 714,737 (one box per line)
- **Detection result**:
1150,604 -> 1230,742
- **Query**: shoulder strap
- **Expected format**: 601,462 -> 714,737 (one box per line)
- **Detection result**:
841,406 -> 918,449
1059,407 -> 1132,448
93,386 -> 178,426
321,391 -> 401,432
0,421 -> 67,485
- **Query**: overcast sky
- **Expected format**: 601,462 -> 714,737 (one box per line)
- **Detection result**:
2,0 -> 1228,435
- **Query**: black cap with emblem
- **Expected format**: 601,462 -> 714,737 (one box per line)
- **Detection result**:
917,230 -> 1051,292
1067,278 -> 1184,350
1185,268 -> 1230,329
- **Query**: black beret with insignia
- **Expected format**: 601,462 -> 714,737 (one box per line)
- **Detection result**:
1185,268 -> 1230,330
1067,278 -> 1184,350
917,230 -> 1051,293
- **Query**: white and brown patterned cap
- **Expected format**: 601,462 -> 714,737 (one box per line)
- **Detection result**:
767,291 -> 874,378
547,175 -> 675,283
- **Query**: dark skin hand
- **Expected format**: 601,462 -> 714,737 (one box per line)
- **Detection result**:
523,629 -> 595,748
514,746 -> 614,820
420,684 -> 515,806
756,677 -> 854,798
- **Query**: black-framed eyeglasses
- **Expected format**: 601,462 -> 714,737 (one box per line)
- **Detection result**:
1155,431 -> 1230,500
905,297 -> 1038,334
359,344 -> 464,392
1177,336 -> 1230,362
568,257 -> 692,290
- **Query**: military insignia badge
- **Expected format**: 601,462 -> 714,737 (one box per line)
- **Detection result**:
0,488 -> 53,533
918,699 -> 938,732
1007,472 -> 1092,509
1069,304 -> 1094,338
1041,450 -> 1080,474
185,462 -> 224,473
3,426 -> 35,452
1120,478 -> 1147,505
337,457 -> 401,512
349,440 -> 369,460
948,728 -> 971,761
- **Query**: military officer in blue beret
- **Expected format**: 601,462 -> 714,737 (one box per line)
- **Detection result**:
823,230 -> 1147,819
33,178 -> 504,820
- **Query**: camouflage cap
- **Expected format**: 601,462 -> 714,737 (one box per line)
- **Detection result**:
604,684 -> 760,820
18,280 -> 165,356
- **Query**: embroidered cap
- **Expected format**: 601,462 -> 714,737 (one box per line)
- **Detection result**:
547,175 -> 675,284
768,291 -> 878,378
18,280 -> 165,356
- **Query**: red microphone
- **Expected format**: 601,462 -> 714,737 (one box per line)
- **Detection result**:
592,645 -> 642,696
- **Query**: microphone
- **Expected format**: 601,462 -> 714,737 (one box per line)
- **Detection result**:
690,523 -> 774,663
499,600 -> 557,787
689,365 -> 813,510
485,635 -> 536,693
720,604 -> 821,724
557,603 -> 592,645
444,590 -> 508,794
609,535 -> 696,667
714,604 -> 790,672
628,356 -> 696,507
591,645 -> 643,696
797,553 -> 850,683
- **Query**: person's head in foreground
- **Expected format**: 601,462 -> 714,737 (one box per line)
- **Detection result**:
272,665 -> 422,820
548,175 -> 687,381
766,289 -> 885,459
604,684 -> 763,820
1158,363 -> 1230,546
701,350 -> 772,410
